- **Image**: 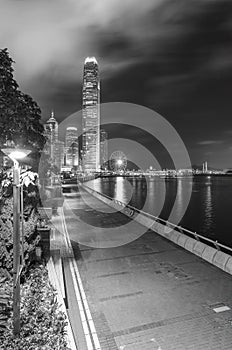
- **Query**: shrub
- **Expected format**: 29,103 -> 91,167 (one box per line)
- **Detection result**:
0,276 -> 12,334
0,265 -> 69,350
0,197 -> 40,276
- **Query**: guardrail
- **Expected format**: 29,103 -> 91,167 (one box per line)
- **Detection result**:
80,183 -> 232,256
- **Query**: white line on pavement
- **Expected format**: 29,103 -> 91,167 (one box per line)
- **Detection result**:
60,207 -> 101,350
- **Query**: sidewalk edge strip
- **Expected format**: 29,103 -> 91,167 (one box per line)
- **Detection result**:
47,257 -> 77,350
61,207 -> 102,350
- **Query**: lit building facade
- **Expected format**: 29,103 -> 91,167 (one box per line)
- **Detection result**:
82,57 -> 100,172
100,129 -> 108,170
44,111 -> 58,159
65,126 -> 79,168
53,140 -> 65,172
44,111 -> 64,172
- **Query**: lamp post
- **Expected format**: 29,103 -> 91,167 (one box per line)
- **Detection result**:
1,148 -> 31,336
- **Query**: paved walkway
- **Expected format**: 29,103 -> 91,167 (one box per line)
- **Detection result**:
60,188 -> 232,350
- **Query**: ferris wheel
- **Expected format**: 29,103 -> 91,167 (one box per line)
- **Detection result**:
109,151 -> 127,172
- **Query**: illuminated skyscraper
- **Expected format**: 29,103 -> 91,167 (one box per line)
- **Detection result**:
44,111 -> 64,172
82,57 -> 100,172
44,111 -> 58,159
53,140 -> 65,172
65,126 -> 79,168
100,129 -> 108,170
44,111 -> 58,143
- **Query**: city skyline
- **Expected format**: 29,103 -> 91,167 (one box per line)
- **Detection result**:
4,1 -> 232,168
43,57 -> 103,173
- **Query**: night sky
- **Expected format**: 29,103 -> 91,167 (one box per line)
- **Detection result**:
1,0 -> 232,169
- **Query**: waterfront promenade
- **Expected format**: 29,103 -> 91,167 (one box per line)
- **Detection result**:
53,187 -> 232,349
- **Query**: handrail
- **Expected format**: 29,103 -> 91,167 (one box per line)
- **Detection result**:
80,183 -> 232,254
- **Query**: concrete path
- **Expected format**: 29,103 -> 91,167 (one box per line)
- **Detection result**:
59,188 -> 232,350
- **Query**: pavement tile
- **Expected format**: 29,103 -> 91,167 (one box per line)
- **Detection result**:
62,191 -> 232,350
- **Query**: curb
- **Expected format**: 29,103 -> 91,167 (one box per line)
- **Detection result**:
47,257 -> 77,350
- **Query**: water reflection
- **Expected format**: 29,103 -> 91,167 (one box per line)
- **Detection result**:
87,176 -> 232,246
147,179 -> 155,210
175,178 -> 184,222
203,179 -> 214,236
114,177 -> 133,203
146,178 -> 166,217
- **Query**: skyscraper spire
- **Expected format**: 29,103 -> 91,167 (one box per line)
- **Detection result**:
45,110 -> 58,142
84,56 -> 98,64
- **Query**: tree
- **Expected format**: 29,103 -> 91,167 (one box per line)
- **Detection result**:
0,48 -> 45,151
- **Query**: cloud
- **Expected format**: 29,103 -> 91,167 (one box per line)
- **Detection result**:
0,0 -> 159,84
197,140 -> 224,145
1,0 -> 231,95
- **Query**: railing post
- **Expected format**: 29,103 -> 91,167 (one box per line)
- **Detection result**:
214,240 -> 220,251
193,232 -> 200,241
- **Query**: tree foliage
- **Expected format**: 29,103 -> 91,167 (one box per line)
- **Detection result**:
0,48 -> 45,151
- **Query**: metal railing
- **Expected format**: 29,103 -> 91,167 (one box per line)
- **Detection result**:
81,183 -> 232,255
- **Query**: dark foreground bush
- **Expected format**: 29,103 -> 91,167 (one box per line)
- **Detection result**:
0,197 -> 40,276
0,275 -> 12,335
0,265 -> 69,350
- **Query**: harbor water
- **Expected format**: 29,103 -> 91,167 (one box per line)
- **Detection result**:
87,176 -> 232,247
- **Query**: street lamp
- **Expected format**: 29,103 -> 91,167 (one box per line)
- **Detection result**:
1,147 -> 31,336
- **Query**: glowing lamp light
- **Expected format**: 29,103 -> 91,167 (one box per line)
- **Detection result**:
117,159 -> 123,166
2,148 -> 31,161
9,151 -> 30,160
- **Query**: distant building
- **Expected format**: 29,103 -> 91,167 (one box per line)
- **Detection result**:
100,129 -> 108,170
44,111 -> 64,172
53,140 -> 65,172
65,126 -> 79,168
82,57 -> 100,172
44,111 -> 58,159
44,110 -> 58,142
202,161 -> 208,173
